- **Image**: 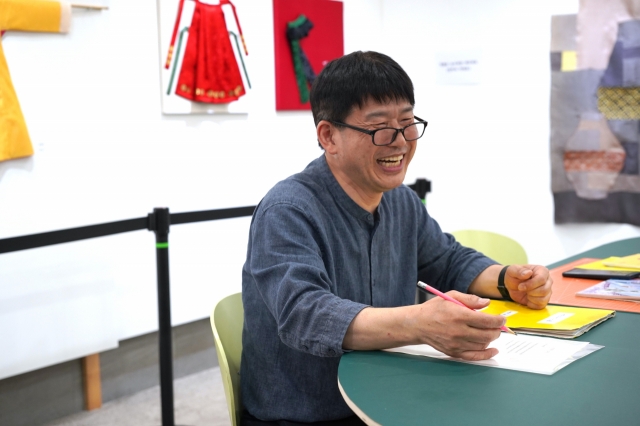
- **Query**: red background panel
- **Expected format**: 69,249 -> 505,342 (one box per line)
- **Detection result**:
273,0 -> 344,111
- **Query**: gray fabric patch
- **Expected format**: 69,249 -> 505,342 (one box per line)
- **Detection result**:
601,41 -> 624,86
621,142 -> 639,174
623,57 -> 640,86
550,69 -> 604,192
625,46 -> 640,58
618,19 -> 640,49
609,120 -> 640,143
551,14 -> 578,51
566,171 -> 611,200
551,52 -> 562,71
566,129 -> 601,150
554,191 -> 640,226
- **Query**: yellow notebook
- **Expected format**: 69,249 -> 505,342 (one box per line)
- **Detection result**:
602,253 -> 640,271
573,256 -> 640,271
480,300 -> 615,339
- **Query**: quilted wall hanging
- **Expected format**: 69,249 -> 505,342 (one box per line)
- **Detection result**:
550,0 -> 640,225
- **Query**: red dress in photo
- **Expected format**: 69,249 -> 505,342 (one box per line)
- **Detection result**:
175,1 -> 245,103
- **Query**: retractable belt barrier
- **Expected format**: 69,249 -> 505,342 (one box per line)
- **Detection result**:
0,205 -> 256,426
0,206 -> 256,254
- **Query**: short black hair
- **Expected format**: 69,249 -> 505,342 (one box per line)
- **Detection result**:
310,51 -> 415,128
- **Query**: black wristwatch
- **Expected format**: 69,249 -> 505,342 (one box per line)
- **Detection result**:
497,265 -> 513,301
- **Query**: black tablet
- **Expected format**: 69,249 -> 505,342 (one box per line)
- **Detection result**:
562,268 -> 640,280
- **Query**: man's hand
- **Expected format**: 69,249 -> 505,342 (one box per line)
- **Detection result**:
410,291 -> 504,361
503,264 -> 553,309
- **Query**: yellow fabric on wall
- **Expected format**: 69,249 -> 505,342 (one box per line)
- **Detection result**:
0,0 -> 70,163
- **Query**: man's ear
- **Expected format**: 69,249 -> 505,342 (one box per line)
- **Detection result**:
317,120 -> 339,154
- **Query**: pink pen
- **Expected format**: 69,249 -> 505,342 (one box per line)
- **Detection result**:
417,281 -> 517,335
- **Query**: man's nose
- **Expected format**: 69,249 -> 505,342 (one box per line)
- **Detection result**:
389,129 -> 408,146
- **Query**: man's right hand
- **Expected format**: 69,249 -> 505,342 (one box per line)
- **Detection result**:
409,291 -> 504,360
343,291 -> 505,359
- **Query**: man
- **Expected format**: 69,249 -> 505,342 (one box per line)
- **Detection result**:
240,51 -> 552,425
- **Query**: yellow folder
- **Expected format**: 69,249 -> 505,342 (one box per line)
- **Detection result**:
574,256 -> 640,271
480,300 -> 615,339
602,253 -> 640,271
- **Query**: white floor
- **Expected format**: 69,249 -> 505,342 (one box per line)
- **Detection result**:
47,368 -> 232,426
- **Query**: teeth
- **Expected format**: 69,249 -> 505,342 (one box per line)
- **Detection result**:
378,155 -> 404,164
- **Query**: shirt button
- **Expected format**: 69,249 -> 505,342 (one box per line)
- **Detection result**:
302,345 -> 309,352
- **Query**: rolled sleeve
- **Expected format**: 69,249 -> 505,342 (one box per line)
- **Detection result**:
280,297 -> 366,357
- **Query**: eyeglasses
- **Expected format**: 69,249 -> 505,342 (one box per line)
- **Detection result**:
329,116 -> 428,146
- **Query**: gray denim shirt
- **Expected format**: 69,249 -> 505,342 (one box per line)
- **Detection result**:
241,155 -> 496,422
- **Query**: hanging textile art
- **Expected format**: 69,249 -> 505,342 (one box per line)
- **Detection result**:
286,15 -> 316,104
273,0 -> 343,111
0,0 -> 71,163
550,0 -> 640,226
164,0 -> 248,104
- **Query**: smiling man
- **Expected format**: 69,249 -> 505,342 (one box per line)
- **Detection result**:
240,51 -> 552,426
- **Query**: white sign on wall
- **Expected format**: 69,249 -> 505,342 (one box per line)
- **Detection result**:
435,49 -> 482,85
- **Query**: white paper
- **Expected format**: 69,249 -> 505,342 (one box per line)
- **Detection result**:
384,333 -> 602,375
435,49 -> 482,85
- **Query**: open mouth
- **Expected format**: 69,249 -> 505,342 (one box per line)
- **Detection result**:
377,154 -> 404,168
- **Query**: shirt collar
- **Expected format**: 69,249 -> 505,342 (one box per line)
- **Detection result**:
315,155 -> 378,223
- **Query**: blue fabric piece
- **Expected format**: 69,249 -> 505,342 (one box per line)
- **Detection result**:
625,46 -> 640,58
550,52 -> 562,71
601,21 -> 640,87
621,142 -> 639,175
240,155 -> 497,423
601,41 -> 625,87
618,20 -> 640,50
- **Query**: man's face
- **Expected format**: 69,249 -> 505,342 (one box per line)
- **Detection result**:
328,98 -> 418,201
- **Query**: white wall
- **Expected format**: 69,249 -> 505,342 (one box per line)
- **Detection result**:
0,0 -> 383,379
380,0 -> 640,264
1,0 -> 638,380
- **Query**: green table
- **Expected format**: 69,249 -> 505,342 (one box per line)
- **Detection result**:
338,237 -> 640,426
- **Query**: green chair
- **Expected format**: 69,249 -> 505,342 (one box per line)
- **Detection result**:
451,229 -> 528,265
210,292 -> 244,426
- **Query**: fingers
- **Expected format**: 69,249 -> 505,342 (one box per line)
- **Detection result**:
506,265 -> 553,309
525,275 -> 553,309
508,265 -> 545,292
418,293 -> 506,361
441,291 -> 506,330
430,325 -> 501,360
457,347 -> 499,361
448,291 -> 491,310
506,265 -> 534,291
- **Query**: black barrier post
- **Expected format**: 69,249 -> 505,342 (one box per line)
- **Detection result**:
408,178 -> 431,205
148,207 -> 175,426
409,179 -> 432,304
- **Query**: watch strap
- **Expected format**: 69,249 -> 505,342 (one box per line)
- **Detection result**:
497,265 -> 512,301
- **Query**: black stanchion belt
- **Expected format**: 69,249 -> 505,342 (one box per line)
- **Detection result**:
0,206 -> 256,254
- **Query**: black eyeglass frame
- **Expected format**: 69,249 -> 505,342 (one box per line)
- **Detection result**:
328,116 -> 428,146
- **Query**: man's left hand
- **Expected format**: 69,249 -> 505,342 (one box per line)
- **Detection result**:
504,265 -> 552,309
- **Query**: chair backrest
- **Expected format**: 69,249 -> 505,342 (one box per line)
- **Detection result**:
210,292 -> 244,426
451,230 -> 528,265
